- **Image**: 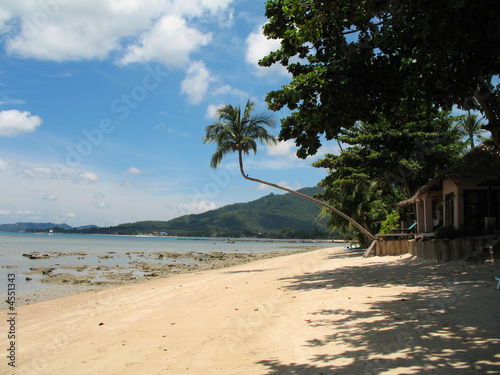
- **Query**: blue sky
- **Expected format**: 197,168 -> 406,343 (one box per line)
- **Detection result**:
0,0 -> 336,227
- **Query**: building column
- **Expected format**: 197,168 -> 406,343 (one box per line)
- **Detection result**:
416,200 -> 425,233
423,198 -> 434,233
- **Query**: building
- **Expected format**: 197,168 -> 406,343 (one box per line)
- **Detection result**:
398,143 -> 500,235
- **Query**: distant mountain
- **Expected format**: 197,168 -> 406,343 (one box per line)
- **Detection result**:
162,186 -> 328,235
76,187 -> 333,238
1,188 -> 337,238
0,222 -> 74,232
76,225 -> 99,230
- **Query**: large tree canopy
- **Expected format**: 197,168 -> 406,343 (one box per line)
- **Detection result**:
261,0 -> 500,155
312,109 -> 463,243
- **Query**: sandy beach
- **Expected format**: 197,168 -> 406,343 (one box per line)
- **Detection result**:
2,246 -> 500,374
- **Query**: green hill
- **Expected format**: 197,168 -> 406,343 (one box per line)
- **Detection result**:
0,222 -> 74,232
163,187 -> 328,237
77,187 -> 332,238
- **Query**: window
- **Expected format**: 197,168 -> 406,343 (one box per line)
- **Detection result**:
464,189 -> 500,231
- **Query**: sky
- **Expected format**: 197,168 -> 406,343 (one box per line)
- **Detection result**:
0,0 -> 338,227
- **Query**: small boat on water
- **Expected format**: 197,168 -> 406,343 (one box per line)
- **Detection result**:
49,230 -> 53,236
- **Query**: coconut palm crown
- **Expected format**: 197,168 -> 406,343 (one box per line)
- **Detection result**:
457,112 -> 487,149
203,100 -> 277,171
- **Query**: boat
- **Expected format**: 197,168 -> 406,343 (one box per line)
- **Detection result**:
49,230 -> 53,236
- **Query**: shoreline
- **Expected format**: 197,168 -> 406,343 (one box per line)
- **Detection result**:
1,247 -> 499,374
2,246 -> 331,307
2,231 -> 344,243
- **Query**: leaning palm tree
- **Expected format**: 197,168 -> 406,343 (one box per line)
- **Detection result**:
202,100 -> 376,242
458,112 -> 486,149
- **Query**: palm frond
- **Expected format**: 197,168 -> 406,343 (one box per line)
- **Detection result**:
209,142 -> 234,169
203,100 -> 276,169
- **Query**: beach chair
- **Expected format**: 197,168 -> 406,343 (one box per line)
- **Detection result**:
390,222 -> 417,239
391,222 -> 417,233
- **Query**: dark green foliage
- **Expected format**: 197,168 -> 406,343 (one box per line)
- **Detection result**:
313,110 -> 463,243
261,0 -> 500,153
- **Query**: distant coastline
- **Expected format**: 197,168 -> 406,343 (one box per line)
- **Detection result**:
0,187 -> 345,240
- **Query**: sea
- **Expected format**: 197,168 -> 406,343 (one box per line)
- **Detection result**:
0,232 -> 344,305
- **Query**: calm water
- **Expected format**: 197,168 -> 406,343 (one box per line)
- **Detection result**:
0,232 -> 341,303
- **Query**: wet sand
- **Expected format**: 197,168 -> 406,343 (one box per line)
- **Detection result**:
5,247 -> 320,306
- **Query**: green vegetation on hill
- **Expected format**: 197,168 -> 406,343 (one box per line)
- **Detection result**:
0,222 -> 74,232
74,187 -> 335,238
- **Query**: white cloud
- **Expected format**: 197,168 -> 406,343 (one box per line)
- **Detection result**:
121,14 -> 211,68
166,127 -> 189,137
258,181 -> 301,191
0,158 -> 8,171
22,166 -> 55,179
0,1 -> 231,63
17,210 -> 35,215
246,24 -> 288,77
181,60 -> 214,104
315,143 -> 342,158
182,200 -> 216,213
214,7 -> 234,28
0,210 -> 10,215
205,104 -> 222,119
43,194 -> 57,201
0,110 -> 42,136
64,213 -> 76,218
120,181 -> 148,188
127,166 -> 142,175
267,140 -> 298,161
168,0 -> 234,18
19,163 -> 101,185
95,202 -> 111,209
212,84 -> 248,98
0,7 -> 12,34
0,97 -> 26,105
78,171 -> 99,184
2,0 -> 168,61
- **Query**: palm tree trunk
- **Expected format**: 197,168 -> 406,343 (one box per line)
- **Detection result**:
238,150 -> 376,242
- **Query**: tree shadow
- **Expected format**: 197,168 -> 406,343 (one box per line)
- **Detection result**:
257,253 -> 500,374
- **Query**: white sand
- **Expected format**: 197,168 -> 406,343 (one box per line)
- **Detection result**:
1,247 -> 499,374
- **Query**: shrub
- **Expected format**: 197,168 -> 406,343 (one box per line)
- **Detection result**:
379,212 -> 400,234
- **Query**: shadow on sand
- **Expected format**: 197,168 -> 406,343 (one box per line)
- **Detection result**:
257,251 -> 500,374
